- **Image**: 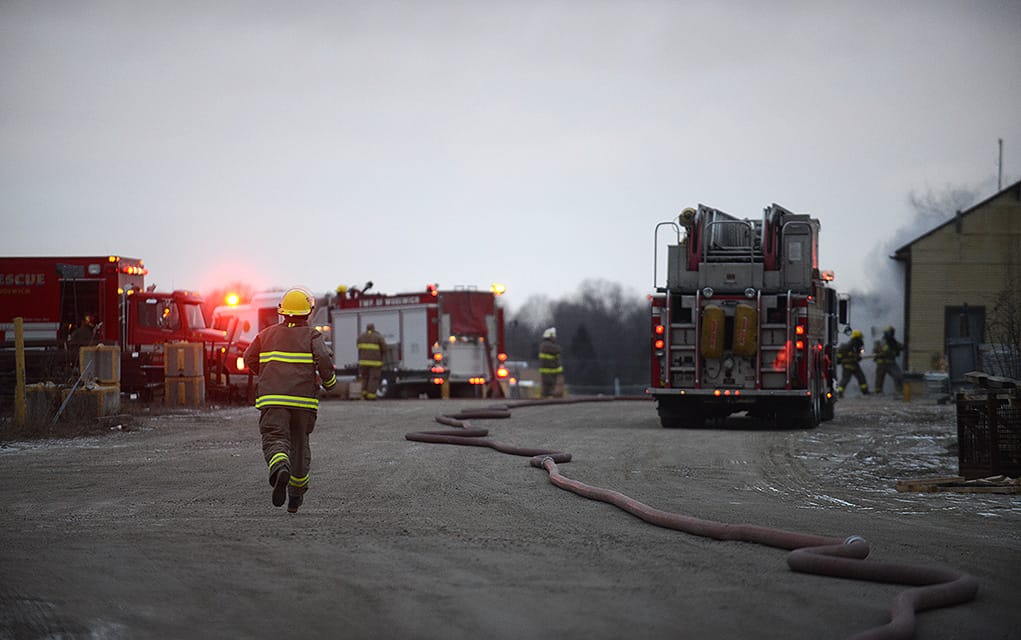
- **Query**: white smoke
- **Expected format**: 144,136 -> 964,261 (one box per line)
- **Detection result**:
845,184 -> 982,379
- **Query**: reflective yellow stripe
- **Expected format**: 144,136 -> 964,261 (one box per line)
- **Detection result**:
357,343 -> 381,351
539,353 -> 558,360
268,452 -> 289,469
260,350 -> 314,364
322,373 -> 337,388
539,366 -> 563,374
289,474 -> 309,488
256,394 -> 320,410
358,359 -> 383,367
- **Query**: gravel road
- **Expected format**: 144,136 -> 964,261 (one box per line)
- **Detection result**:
1,395 -> 1018,639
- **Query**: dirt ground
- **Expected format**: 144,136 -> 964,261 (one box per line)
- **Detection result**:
0,393 -> 1018,640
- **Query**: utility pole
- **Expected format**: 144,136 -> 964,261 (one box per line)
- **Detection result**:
998,138 -> 1003,191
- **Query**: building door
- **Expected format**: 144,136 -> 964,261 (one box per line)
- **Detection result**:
944,305 -> 985,387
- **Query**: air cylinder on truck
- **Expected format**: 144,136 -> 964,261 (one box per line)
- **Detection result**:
732,303 -> 758,357
700,305 -> 725,359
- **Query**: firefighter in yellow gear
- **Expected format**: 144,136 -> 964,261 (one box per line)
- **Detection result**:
873,325 -> 904,395
356,323 -> 387,400
243,288 -> 337,513
538,327 -> 563,398
836,329 -> 869,398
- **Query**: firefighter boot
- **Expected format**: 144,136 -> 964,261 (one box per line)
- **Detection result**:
837,386 -> 845,399
287,494 -> 303,514
860,383 -> 870,396
271,466 -> 290,507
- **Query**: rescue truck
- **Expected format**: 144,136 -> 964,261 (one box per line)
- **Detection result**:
331,284 -> 508,398
0,255 -> 229,398
649,204 -> 849,428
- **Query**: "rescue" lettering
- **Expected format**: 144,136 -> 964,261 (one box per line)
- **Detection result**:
0,273 -> 46,286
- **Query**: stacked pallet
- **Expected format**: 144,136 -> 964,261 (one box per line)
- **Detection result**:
165,342 -> 205,407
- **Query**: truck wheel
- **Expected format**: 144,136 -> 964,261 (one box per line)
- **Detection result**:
821,395 -> 835,421
657,400 -> 705,429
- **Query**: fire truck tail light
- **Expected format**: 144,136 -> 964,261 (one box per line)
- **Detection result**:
654,339 -> 665,350
236,356 -> 246,371
432,377 -> 444,385
433,352 -> 443,362
498,352 -> 507,362
654,324 -> 665,335
795,340 -> 805,350
795,325 -> 805,335
496,366 -> 509,378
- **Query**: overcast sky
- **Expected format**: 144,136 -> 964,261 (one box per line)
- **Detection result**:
2,1 -> 1019,312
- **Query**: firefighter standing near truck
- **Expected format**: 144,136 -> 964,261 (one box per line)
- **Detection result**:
873,326 -> 904,395
538,327 -> 563,398
244,288 -> 337,514
357,323 -> 387,400
836,329 -> 870,398
68,313 -> 99,364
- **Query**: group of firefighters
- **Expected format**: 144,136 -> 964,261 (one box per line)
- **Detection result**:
244,288 -> 566,514
836,325 -> 905,398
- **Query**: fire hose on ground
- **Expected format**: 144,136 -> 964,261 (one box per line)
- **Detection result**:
404,399 -> 979,640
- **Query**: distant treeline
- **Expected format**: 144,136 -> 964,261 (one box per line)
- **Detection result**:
504,279 -> 649,393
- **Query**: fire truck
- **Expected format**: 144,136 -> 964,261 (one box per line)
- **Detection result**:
0,256 -> 229,398
331,284 -> 508,399
649,204 -> 848,428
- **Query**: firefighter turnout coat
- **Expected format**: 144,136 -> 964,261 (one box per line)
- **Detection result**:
538,337 -> 563,397
244,320 -> 337,411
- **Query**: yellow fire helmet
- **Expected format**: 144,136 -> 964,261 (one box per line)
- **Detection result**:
851,329 -> 863,339
278,288 -> 314,316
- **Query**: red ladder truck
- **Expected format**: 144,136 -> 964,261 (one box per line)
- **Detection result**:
649,204 -> 849,428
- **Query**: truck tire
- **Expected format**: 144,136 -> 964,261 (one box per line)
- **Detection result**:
657,399 -> 705,429
821,396 -> 835,421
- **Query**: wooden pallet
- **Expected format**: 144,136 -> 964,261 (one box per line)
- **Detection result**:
896,475 -> 1021,494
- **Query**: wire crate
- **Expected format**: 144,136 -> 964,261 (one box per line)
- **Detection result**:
955,381 -> 1021,479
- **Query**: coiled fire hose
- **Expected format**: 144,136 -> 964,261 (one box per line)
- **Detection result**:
405,400 -> 979,640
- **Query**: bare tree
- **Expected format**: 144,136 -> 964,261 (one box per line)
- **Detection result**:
985,281 -> 1021,379
505,279 -> 649,393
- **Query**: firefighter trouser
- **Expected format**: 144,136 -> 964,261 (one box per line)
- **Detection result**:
358,365 -> 382,399
541,373 -> 558,398
837,364 -> 869,397
875,362 -> 904,394
260,406 -> 316,498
